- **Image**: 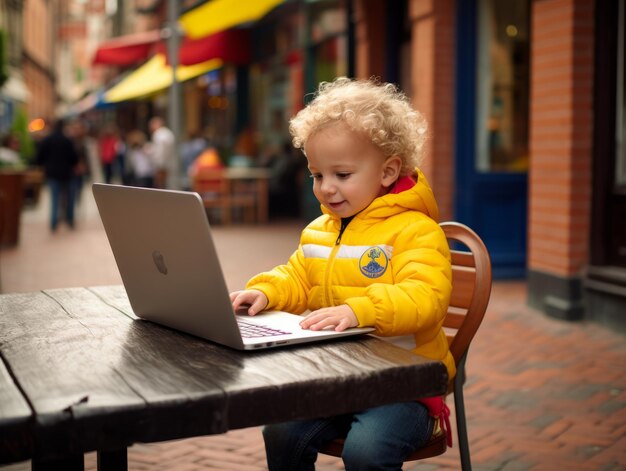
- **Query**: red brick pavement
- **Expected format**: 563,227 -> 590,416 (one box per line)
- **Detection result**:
1,190 -> 625,470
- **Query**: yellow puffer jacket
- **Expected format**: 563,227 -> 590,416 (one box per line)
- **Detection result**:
247,168 -> 455,380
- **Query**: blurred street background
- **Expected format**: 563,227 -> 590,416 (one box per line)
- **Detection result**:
1,0 -> 625,325
1,0 -> 626,469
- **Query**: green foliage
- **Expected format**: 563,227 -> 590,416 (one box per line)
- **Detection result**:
10,108 -> 36,165
0,29 -> 7,88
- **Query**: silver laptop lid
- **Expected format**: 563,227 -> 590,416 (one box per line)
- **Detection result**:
93,183 -> 245,349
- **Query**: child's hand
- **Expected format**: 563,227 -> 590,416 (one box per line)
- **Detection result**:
230,289 -> 268,316
300,305 -> 358,332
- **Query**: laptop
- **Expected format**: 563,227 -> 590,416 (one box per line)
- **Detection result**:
92,183 -> 374,350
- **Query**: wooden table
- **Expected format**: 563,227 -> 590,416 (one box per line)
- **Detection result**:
0,286 -> 448,470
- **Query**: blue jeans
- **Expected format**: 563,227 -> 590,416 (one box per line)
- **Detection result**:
263,401 -> 433,471
48,179 -> 76,230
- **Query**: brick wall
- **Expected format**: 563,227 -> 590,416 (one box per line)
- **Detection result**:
354,0 -> 386,80
22,0 -> 56,122
528,0 -> 594,277
409,0 -> 455,221
22,62 -> 56,122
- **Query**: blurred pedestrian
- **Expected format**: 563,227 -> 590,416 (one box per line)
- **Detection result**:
181,130 -> 206,172
98,124 -> 120,184
67,120 -> 90,203
84,124 -> 102,183
126,130 -> 154,188
148,116 -> 175,188
36,118 -> 79,231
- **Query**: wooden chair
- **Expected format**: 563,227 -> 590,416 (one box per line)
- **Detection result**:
191,168 -> 256,225
319,221 -> 492,471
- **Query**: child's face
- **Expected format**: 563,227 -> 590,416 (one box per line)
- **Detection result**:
305,123 -> 397,218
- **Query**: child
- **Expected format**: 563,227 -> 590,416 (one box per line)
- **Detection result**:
230,77 -> 454,470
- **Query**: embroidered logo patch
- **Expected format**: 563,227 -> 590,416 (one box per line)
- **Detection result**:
359,246 -> 389,278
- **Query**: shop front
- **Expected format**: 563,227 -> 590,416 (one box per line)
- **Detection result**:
455,0 -> 530,279
586,0 -> 626,331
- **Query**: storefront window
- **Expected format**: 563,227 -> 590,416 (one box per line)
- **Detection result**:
310,0 -> 347,84
476,0 -> 530,172
311,0 -> 346,43
616,0 -> 626,186
314,35 -> 347,84
197,68 -> 236,152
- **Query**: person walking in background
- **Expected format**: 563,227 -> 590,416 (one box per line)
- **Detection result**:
116,130 -> 131,185
148,116 -> 175,188
98,125 -> 120,184
36,118 -> 79,232
83,124 -> 102,183
230,78 -> 453,470
126,129 -> 154,188
68,120 -> 90,203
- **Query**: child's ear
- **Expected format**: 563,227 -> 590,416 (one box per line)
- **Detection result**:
381,156 -> 402,187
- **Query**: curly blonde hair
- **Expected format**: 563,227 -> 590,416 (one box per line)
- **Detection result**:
289,77 -> 428,176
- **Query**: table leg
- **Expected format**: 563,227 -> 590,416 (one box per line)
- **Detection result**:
97,448 -> 127,471
32,454 -> 83,470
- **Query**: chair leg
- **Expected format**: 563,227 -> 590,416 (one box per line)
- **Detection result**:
454,353 -> 472,471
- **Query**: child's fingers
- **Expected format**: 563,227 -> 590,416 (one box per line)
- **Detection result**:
246,299 -> 261,316
246,292 -> 268,316
301,311 -> 339,331
231,291 -> 254,311
334,317 -> 352,332
299,311 -> 323,329
301,306 -> 358,331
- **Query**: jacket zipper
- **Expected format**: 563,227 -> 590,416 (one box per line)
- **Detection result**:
325,217 -> 353,306
335,216 -> 353,245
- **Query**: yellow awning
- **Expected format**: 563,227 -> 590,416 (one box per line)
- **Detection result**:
179,0 -> 284,39
103,54 -> 222,103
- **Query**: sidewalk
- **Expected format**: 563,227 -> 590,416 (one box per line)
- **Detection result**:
1,187 -> 625,470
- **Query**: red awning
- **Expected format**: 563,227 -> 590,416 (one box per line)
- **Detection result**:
92,30 -> 161,66
93,28 -> 250,67
180,29 -> 250,65
156,29 -> 250,66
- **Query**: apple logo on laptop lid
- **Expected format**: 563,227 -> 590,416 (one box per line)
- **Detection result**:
152,250 -> 168,275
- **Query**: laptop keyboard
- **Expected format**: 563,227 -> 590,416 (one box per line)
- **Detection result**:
237,318 -> 291,338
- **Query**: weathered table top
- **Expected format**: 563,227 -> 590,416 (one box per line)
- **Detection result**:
0,285 -> 448,465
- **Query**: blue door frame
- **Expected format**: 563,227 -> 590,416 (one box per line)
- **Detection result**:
454,0 -> 528,279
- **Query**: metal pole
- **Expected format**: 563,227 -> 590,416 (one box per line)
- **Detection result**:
167,0 -> 182,189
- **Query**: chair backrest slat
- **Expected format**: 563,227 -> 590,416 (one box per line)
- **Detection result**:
450,249 -> 475,267
443,309 -> 466,330
441,222 -> 492,364
449,265 -> 476,309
